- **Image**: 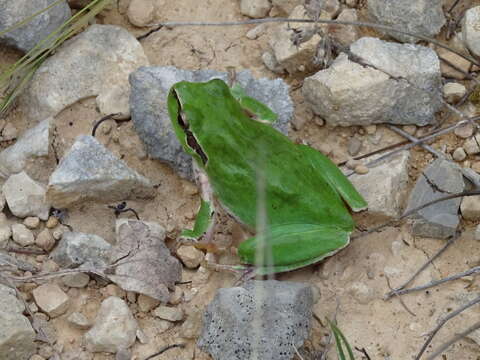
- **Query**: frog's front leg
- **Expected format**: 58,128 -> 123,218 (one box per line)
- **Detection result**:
179,162 -> 217,245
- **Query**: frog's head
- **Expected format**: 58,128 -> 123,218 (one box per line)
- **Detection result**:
167,79 -> 235,166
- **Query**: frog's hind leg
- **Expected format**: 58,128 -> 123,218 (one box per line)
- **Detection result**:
298,145 -> 368,212
239,224 -> 351,275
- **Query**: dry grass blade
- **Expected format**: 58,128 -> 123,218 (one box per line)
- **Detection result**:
0,0 -> 112,117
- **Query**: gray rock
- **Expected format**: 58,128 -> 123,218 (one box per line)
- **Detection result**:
367,0 -> 445,43
0,311 -> 36,360
3,171 -> 50,220
11,224 -> 35,247
50,231 -> 112,268
266,5 -> 321,74
108,219 -> 182,302
303,38 -> 442,126
153,305 -> 184,322
0,0 -> 71,52
0,284 -> 24,314
67,311 -> 91,330
47,135 -> 154,208
460,196 -> 480,221
32,283 -> 70,318
85,296 -> 138,353
21,24 -> 149,122
349,151 -> 410,218
62,272 -> 90,288
0,251 -> 38,273
405,158 -> 465,239
463,6 -> 480,58
129,66 -> 293,180
0,118 -> 51,178
198,280 -> 313,360
240,0 -> 272,18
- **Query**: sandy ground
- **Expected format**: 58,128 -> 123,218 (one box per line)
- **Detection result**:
1,0 -> 480,359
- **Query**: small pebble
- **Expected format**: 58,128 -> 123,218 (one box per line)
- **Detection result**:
29,355 -> 45,360
137,294 -> 160,312
452,147 -> 467,161
127,0 -> 155,27
52,228 -> 64,240
177,245 -> 204,269
32,283 -> 70,317
455,123 -> 475,139
35,229 -> 55,251
354,164 -> 369,174
443,82 -> 467,103
62,273 -> 90,288
347,137 -> 362,156
11,223 -> 34,246
169,286 -> 184,305
464,136 -> 480,155
153,305 -> 184,322
313,116 -> 325,127
46,216 -> 59,229
346,159 -> 360,170
23,217 -> 40,229
246,24 -> 266,39
67,311 -> 91,330
181,180 -> 198,196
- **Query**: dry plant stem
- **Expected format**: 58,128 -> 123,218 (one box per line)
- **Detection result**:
6,246 -> 46,255
438,55 -> 480,85
142,18 -> 480,67
144,344 -> 186,360
425,320 -> 480,360
386,125 -> 444,159
346,116 -> 480,177
388,265 -> 480,297
4,267 -> 106,283
384,237 -> 456,300
415,294 -> 480,360
385,274 -> 416,317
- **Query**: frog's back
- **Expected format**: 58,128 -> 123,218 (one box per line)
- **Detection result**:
183,80 -> 354,231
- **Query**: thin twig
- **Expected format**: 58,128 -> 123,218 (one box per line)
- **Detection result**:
139,18 -> 480,67
386,125 -> 444,159
6,246 -> 46,255
415,294 -> 480,360
144,344 -> 186,360
385,275 -> 416,317
353,188 -> 480,239
91,113 -> 120,137
355,347 -> 372,360
426,320 -> 480,360
387,265 -> 480,297
384,236 -> 457,299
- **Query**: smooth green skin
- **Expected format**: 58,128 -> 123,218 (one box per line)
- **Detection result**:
168,79 -> 367,275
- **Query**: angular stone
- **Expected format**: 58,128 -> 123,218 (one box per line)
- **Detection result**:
129,67 -> 293,180
0,0 -> 71,52
67,312 -> 91,330
198,280 -> 313,360
153,305 -> 184,322
176,245 -> 204,269
47,135 -> 153,207
11,224 -> 34,247
328,8 -> 359,46
240,0 -> 271,18
85,296 -> 138,353
303,38 -> 442,126
349,151 -> 410,218
405,158 -> 464,239
3,171 -> 50,220
0,311 -> 36,360
50,231 -> 112,268
443,82 -> 467,104
35,229 -> 55,251
32,283 -> 70,318
267,5 -> 321,74
0,118 -> 51,178
463,6 -> 480,58
62,272 -> 90,288
461,196 -> 480,221
0,284 -> 24,314
367,0 -> 445,43
137,294 -> 160,313
21,25 -> 149,121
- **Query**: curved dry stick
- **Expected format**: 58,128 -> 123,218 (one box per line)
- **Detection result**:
415,294 -> 480,360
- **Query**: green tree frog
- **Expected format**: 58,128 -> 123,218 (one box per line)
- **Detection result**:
167,79 -> 367,275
